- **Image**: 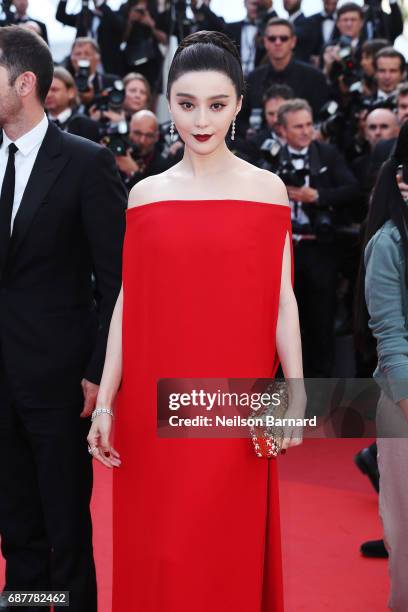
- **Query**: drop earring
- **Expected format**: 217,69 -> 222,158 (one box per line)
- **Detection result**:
231,117 -> 236,141
170,120 -> 175,142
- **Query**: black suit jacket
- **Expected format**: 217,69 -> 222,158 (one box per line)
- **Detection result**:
240,59 -> 329,130
363,3 -> 403,43
226,19 -> 275,70
305,12 -> 339,57
0,122 -> 127,408
56,1 -> 125,75
291,13 -> 316,63
286,140 -> 359,209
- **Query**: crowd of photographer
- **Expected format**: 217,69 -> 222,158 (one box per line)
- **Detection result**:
0,0 -> 407,379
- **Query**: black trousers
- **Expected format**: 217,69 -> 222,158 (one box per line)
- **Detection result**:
293,240 -> 338,378
0,369 -> 97,612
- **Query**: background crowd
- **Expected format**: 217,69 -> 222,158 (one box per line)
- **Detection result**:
1,0 -> 407,382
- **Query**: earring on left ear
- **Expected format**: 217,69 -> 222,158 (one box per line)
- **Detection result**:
170,120 -> 175,142
231,117 -> 236,141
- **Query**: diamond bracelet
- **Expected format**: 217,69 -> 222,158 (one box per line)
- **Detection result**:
91,407 -> 114,421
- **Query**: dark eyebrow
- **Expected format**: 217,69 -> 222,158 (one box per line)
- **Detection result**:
175,93 -> 230,100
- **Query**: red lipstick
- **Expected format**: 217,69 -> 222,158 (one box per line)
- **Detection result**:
193,134 -> 212,142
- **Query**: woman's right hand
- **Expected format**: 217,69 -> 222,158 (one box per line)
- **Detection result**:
87,414 -> 121,469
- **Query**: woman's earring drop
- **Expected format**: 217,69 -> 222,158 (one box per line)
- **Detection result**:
170,120 -> 175,142
231,118 -> 236,141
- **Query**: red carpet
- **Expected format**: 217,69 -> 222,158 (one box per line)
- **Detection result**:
0,439 -> 388,611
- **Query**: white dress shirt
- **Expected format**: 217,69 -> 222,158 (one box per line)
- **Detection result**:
241,22 -> 258,76
287,145 -> 311,226
0,113 -> 49,234
321,12 -> 336,44
48,108 -> 73,125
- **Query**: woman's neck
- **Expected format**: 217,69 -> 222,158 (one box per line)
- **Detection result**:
180,140 -> 237,179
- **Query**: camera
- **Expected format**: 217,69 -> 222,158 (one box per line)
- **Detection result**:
329,36 -> 361,88
75,59 -> 91,93
100,121 -> 130,156
93,80 -> 126,112
260,137 -> 282,161
277,160 -> 308,188
317,101 -> 345,146
276,160 -> 336,242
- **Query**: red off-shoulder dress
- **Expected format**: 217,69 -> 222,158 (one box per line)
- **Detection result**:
113,200 -> 293,612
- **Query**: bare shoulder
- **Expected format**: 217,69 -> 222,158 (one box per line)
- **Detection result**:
128,164 -> 182,208
248,167 -> 290,207
128,175 -> 163,208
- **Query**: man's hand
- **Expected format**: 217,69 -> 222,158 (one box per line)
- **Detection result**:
115,150 -> 140,177
80,378 -> 99,418
287,186 -> 318,203
79,84 -> 95,107
139,9 -> 156,29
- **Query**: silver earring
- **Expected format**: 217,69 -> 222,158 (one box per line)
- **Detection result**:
170,120 -> 175,141
231,118 -> 236,141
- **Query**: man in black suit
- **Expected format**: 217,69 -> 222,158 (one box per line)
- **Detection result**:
0,25 -> 127,611
11,0 -> 48,43
306,0 -> 339,60
226,0 -> 276,76
268,99 -> 359,376
239,17 -> 329,132
56,0 -> 125,76
283,0 -> 314,62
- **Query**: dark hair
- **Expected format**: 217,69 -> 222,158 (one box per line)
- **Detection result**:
263,84 -> 294,104
374,46 -> 406,73
265,17 -> 295,36
354,120 -> 408,360
396,82 -> 408,100
0,25 -> 53,104
337,2 -> 364,19
166,30 -> 244,99
361,38 -> 389,58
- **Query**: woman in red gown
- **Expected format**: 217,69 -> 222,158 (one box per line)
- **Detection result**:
88,31 -> 305,612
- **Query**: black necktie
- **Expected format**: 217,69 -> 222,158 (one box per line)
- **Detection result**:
0,143 -> 18,271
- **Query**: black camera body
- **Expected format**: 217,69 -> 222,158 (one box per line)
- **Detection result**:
100,121 -> 130,156
317,100 -> 345,147
329,36 -> 361,88
75,60 -> 91,93
277,160 -> 308,188
93,80 -> 125,112
275,158 -> 336,242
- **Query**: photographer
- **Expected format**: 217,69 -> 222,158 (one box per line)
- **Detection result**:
45,67 -> 79,129
371,47 -> 405,102
360,38 -> 389,97
56,0 -> 125,75
240,18 -> 329,133
248,84 -> 293,154
271,99 -> 359,376
323,3 -> 365,104
67,36 -> 120,110
45,66 -> 102,142
123,72 -> 152,118
114,110 -> 177,190
119,0 -> 168,93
